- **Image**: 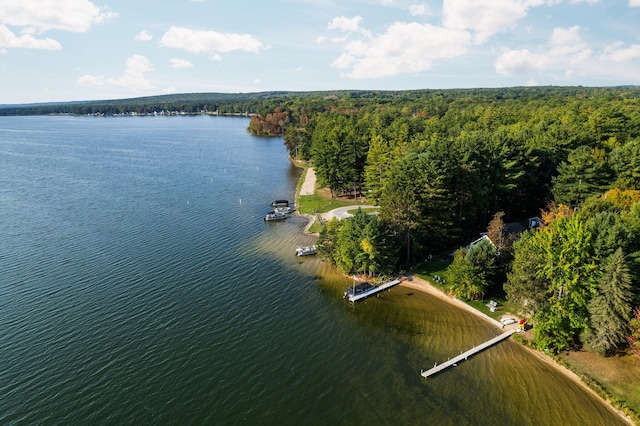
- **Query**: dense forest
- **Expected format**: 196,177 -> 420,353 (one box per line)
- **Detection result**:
250,86 -> 640,357
6,86 -> 640,357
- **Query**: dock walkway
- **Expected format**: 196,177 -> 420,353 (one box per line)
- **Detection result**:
347,279 -> 402,302
421,329 -> 516,378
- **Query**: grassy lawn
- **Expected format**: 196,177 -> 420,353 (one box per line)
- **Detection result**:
561,351 -> 640,423
297,191 -> 362,215
411,255 -> 516,321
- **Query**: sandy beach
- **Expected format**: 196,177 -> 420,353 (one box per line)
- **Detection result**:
295,161 -> 634,424
400,275 -> 636,425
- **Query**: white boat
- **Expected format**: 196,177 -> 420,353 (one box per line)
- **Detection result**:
271,199 -> 289,208
274,206 -> 292,214
295,245 -> 316,256
264,211 -> 287,221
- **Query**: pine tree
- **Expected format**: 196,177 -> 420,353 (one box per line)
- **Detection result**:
584,248 -> 634,355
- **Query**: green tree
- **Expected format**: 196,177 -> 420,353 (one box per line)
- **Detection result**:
533,215 -> 599,353
446,237 -> 497,300
364,133 -> 392,202
311,114 -> 355,197
358,215 -> 398,277
582,248 -> 634,355
379,147 -> 457,264
551,146 -> 614,207
505,229 -> 550,317
316,218 -> 343,265
610,138 -> 640,190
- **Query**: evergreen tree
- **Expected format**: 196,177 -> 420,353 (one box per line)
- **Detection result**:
316,218 -> 343,265
505,230 -> 550,317
583,248 -> 634,355
611,138 -> 640,190
551,146 -> 614,207
335,208 -> 370,274
364,133 -> 392,202
358,215 -> 398,277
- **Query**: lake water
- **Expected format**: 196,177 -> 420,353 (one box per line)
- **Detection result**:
0,115 -> 626,425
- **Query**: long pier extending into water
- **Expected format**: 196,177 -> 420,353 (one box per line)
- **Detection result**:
421,329 -> 516,378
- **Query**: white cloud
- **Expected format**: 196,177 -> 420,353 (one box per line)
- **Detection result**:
548,26 -> 591,64
77,55 -> 153,91
495,49 -> 548,75
135,30 -> 153,41
76,74 -> 105,86
169,58 -> 193,69
600,41 -> 640,62
160,26 -> 263,54
495,25 -> 592,76
162,86 -> 177,94
409,4 -> 431,16
0,0 -> 117,33
109,55 -> 154,90
331,22 -> 471,79
328,16 -> 362,32
210,54 -> 222,61
0,24 -> 61,49
442,0 -> 542,44
629,0 -> 640,7
327,16 -> 371,38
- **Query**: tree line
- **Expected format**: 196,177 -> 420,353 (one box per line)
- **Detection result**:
258,86 -> 640,357
6,85 -> 640,356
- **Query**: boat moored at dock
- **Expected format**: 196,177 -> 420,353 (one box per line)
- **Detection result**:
274,206 -> 292,214
344,278 -> 403,302
295,245 -> 316,256
264,211 -> 287,221
271,199 -> 290,208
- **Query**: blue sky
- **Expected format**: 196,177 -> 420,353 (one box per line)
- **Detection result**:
1,0 -> 640,104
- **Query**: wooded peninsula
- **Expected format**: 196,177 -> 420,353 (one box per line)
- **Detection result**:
5,86 -> 640,417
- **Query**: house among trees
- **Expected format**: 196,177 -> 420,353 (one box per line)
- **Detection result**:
528,216 -> 545,229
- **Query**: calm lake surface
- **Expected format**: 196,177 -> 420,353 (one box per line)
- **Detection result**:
0,115 -> 626,425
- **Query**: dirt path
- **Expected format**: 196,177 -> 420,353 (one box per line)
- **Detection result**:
300,167 -> 315,195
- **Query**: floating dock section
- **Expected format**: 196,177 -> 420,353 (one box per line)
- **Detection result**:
421,329 -> 516,378
347,279 -> 402,302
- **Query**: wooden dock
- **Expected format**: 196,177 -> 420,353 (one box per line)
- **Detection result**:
347,279 -> 401,302
421,329 -> 516,378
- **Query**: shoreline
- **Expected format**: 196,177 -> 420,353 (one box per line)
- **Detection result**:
400,276 -> 636,425
291,159 -> 635,425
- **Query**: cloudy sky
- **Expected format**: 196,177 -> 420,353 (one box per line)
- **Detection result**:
1,0 -> 639,104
